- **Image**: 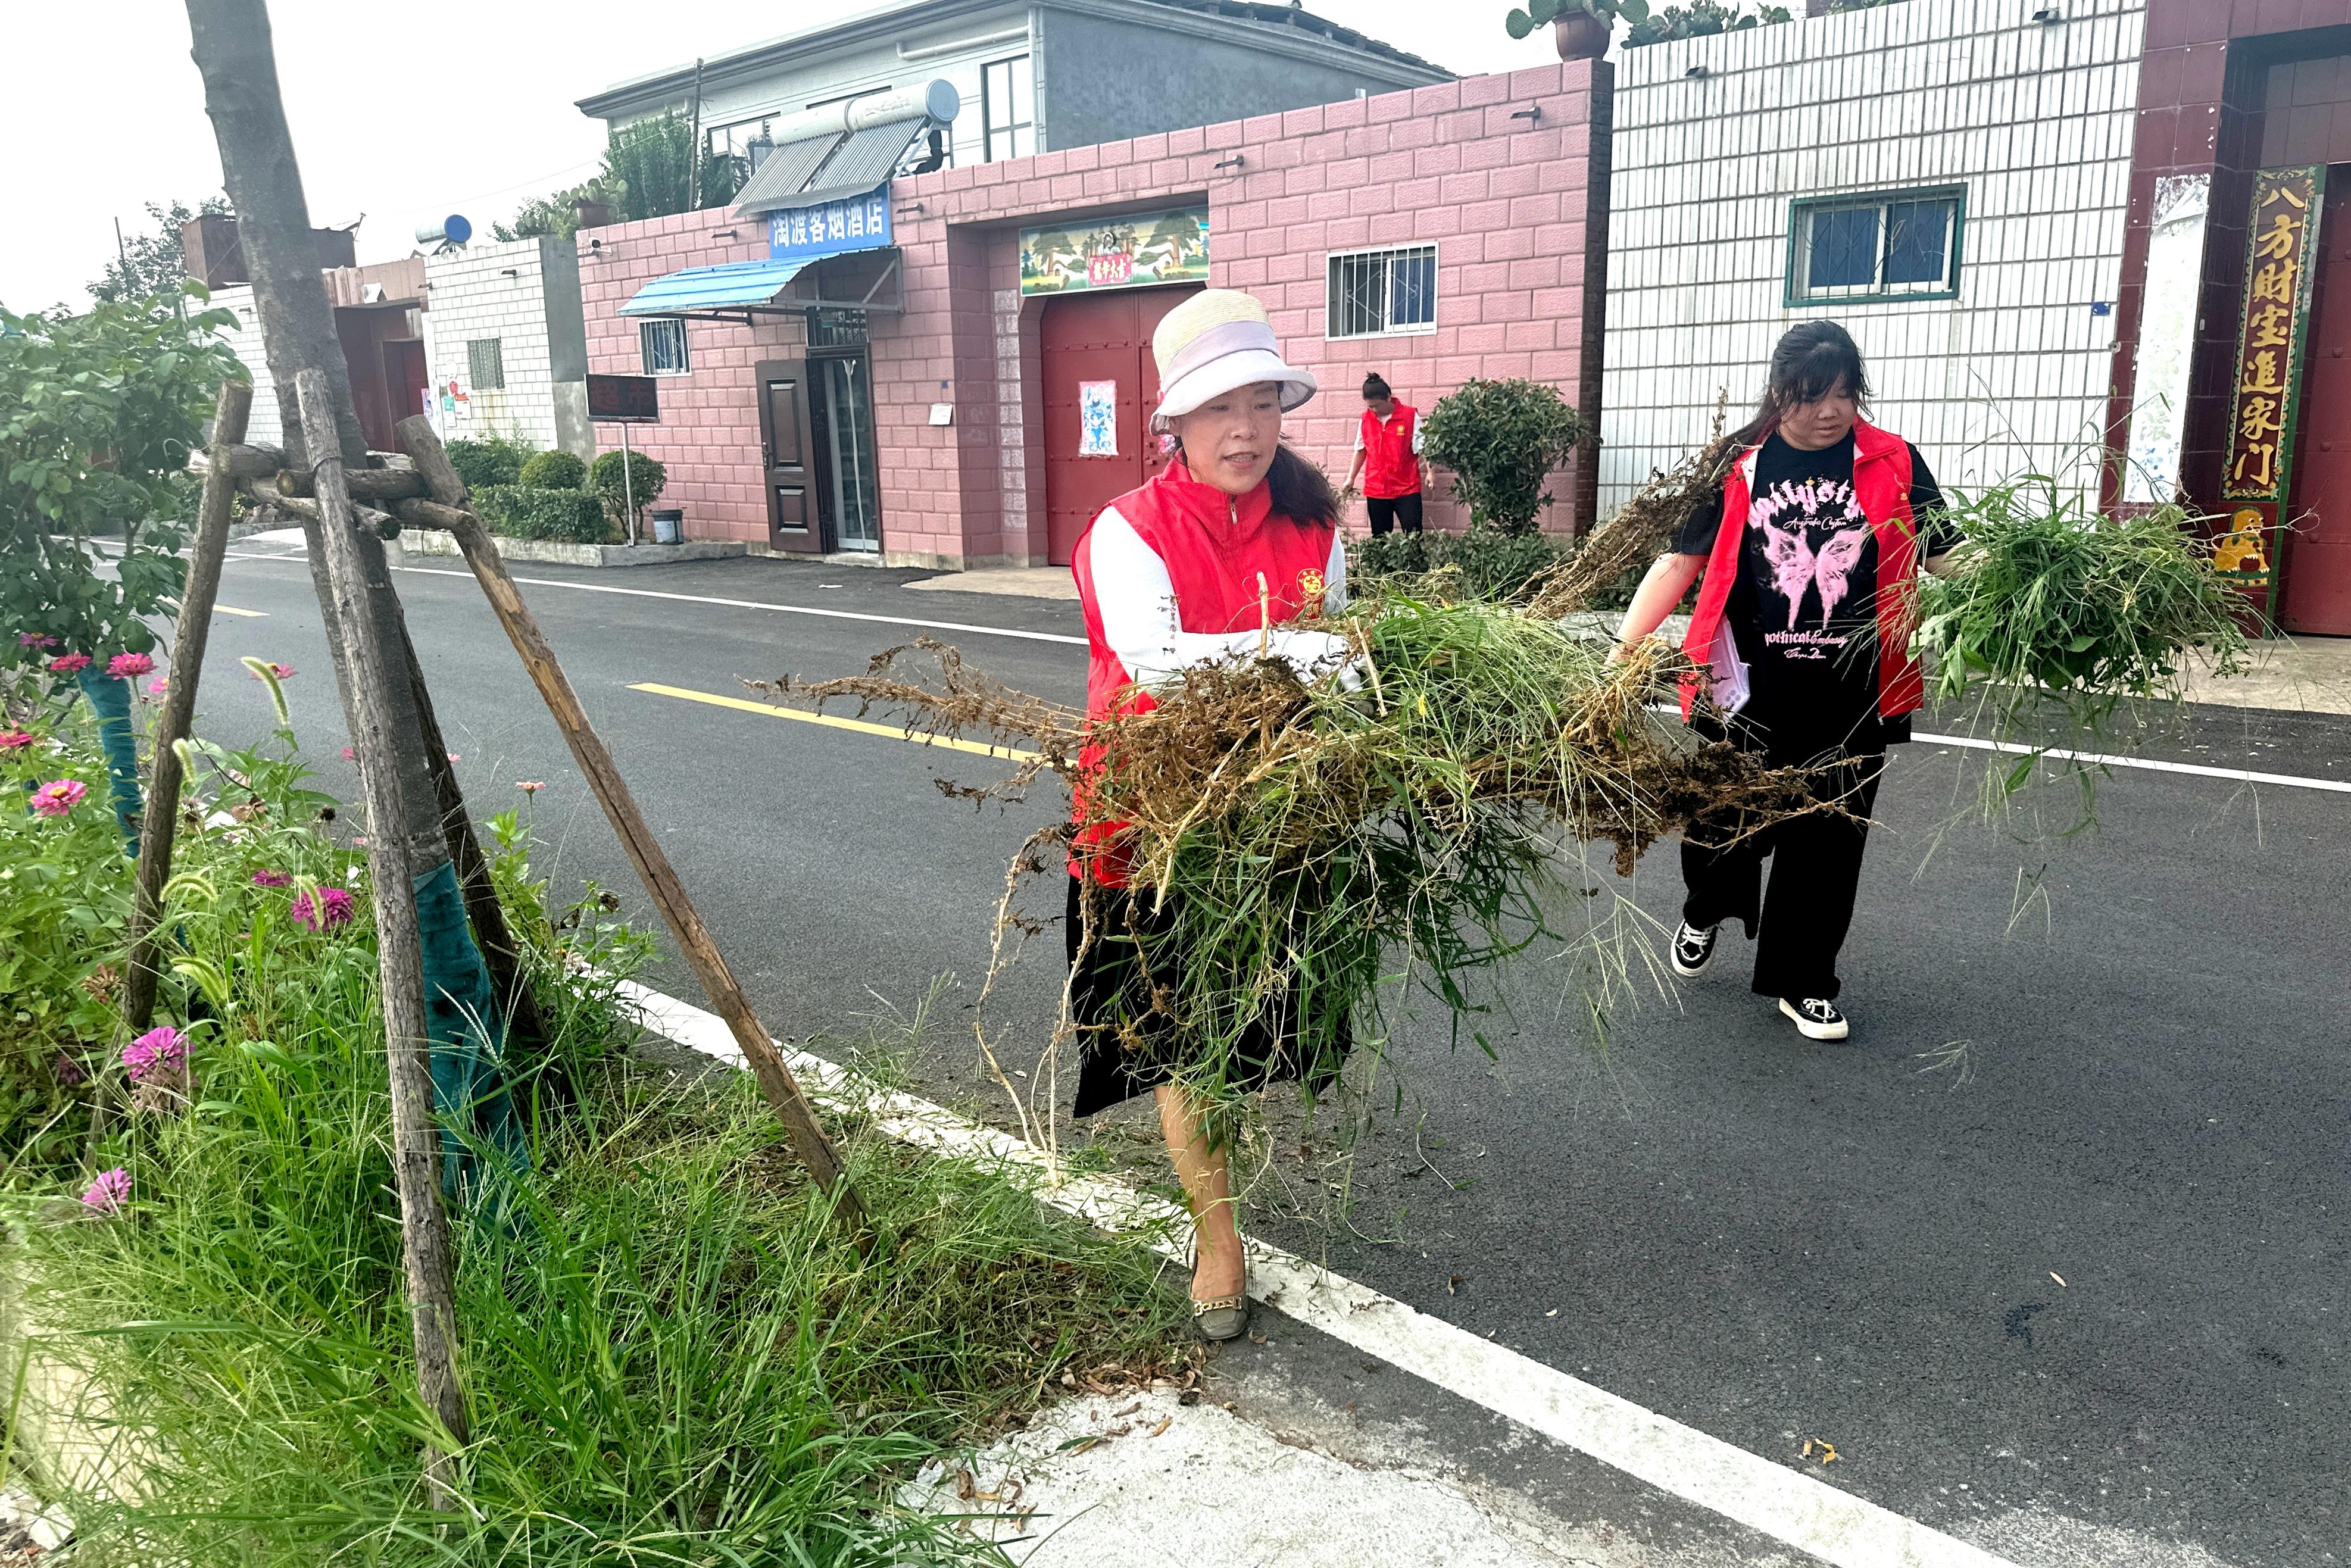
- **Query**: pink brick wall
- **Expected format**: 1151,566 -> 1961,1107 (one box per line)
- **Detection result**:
578,58 -> 1611,562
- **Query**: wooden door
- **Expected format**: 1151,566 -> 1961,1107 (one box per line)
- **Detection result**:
756,360 -> 824,554
2282,173 -> 2351,635
1039,285 -> 1201,566
385,339 -> 427,453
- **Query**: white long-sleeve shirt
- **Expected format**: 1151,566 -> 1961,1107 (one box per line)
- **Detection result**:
1086,508 -> 1351,688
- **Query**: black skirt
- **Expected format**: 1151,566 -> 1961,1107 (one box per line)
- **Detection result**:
1064,873 -> 1348,1118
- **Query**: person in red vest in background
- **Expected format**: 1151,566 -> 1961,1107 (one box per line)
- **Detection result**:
1067,288 -> 1356,1342
1612,322 -> 1956,1044
1342,373 -> 1428,535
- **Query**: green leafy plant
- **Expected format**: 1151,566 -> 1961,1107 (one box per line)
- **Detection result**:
0,288 -> 245,666
1623,0 -> 1793,45
473,484 -> 611,544
444,434 -> 537,491
1418,379 -> 1587,536
589,448 -> 666,533
1504,0 -> 1651,40
1915,487 -> 2253,731
516,448 -> 587,489
604,111 -> 699,224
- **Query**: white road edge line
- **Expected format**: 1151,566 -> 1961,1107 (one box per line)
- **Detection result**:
1910,730 -> 2351,794
222,549 -> 1088,647
616,977 -> 2021,1568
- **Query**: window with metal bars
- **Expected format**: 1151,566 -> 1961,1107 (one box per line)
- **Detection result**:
1326,245 -> 1438,339
1787,188 -> 1965,305
466,338 -> 504,390
639,317 -> 690,376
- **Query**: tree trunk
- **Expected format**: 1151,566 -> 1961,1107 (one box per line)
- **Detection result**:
296,373 -> 469,1500
124,379 -> 254,1032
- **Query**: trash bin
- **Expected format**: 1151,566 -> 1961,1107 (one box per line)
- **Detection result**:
651,508 -> 683,546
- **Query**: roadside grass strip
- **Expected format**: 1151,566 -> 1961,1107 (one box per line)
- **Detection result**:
619,978 -> 2028,1568
629,682 -> 1042,763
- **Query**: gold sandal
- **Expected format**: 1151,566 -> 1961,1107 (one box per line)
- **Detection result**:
1189,1248 -> 1250,1342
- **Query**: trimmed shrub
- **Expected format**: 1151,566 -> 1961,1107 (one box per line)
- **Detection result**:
473,485 -> 610,544
517,449 -> 588,490
589,449 -> 666,532
1419,379 -> 1587,535
1347,524 -> 1567,602
446,435 -> 536,491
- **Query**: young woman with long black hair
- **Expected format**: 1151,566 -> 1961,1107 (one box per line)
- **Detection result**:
1612,322 -> 1957,1041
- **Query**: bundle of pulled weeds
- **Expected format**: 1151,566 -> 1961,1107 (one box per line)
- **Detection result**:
767,601 -> 1815,1118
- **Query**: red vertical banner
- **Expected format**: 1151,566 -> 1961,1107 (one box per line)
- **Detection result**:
2220,165 -> 2327,614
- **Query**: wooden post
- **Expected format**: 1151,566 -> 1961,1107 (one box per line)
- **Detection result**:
124,379 -> 254,1031
299,374 -> 469,1499
395,416 -> 864,1227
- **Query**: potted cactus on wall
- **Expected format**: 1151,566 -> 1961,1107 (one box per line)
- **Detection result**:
1503,0 -> 1648,59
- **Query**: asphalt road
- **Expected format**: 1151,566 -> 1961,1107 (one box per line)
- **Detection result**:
182,541 -> 2346,1567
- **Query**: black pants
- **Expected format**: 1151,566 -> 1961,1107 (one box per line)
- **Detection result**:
1679,727 -> 1884,1003
1365,492 -> 1423,535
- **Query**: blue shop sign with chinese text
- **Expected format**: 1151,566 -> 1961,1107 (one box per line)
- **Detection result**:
769,185 -> 892,262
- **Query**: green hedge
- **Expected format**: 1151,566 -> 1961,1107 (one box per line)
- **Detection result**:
1348,525 -> 1568,602
518,449 -> 588,489
473,485 -> 611,544
589,449 -> 666,529
447,435 -> 536,491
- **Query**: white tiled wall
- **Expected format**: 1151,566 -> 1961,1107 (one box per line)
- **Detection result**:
205,284 -> 279,448
423,237 -> 566,448
1600,0 -> 2146,515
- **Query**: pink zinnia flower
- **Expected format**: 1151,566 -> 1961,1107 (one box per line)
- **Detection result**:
18,633 -> 56,648
251,661 -> 295,680
0,728 -> 35,751
292,886 -> 356,932
107,652 -> 155,679
252,868 -> 293,888
80,1167 -> 132,1214
148,677 -> 170,696
516,780 -> 546,794
48,652 -> 92,675
340,746 -> 356,761
29,779 -> 87,816
446,752 -> 460,763
122,1026 -> 188,1084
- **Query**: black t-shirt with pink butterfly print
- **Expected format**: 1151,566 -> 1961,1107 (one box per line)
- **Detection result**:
1672,431 -> 1955,755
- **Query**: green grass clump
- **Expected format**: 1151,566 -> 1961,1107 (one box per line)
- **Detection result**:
14,1034 -> 1187,1566
3,708 -> 1188,1566
1915,486 -> 2253,728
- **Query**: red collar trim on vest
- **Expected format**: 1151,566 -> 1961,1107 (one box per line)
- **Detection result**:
1153,461 -> 1275,542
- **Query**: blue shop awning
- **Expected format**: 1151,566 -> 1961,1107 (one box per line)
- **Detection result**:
619,257 -> 815,318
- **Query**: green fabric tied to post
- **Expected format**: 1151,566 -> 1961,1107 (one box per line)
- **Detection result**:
75,668 -> 143,851
413,858 -> 530,1195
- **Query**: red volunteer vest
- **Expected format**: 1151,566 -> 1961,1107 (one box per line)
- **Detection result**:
1359,404 -> 1421,499
1678,420 -> 1924,723
1069,462 -> 1338,883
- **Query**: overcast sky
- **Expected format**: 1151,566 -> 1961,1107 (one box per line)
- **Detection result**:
0,1 -> 1541,313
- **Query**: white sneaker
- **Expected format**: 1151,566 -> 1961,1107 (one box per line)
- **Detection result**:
1670,921 -> 1718,978
1778,997 -> 1849,1041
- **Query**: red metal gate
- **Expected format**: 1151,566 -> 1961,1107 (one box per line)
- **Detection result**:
1039,285 -> 1200,566
2284,171 -> 2351,636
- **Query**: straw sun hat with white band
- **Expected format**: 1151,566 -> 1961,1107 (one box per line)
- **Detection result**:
1151,289 -> 1319,422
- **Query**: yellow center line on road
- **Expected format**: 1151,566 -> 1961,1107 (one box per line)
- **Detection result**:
213,605 -> 267,617
629,682 -> 1041,764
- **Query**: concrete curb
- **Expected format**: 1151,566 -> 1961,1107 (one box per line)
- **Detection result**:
398,530 -> 748,569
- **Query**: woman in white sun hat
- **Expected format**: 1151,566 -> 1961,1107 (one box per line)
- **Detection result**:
1066,288 -> 1353,1341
